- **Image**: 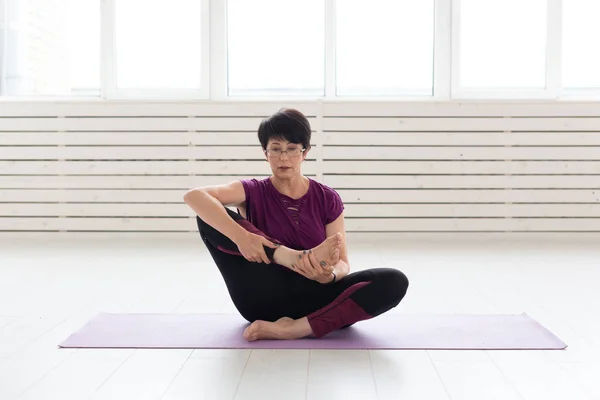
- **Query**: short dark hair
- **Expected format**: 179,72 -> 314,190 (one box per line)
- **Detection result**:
257,108 -> 311,151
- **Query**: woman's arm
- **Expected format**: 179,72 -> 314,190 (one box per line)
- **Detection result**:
325,212 -> 350,281
184,181 -> 278,264
183,181 -> 249,245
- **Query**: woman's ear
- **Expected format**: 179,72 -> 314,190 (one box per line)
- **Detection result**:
303,145 -> 311,161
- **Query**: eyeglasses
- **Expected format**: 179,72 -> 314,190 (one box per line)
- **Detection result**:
265,147 -> 305,158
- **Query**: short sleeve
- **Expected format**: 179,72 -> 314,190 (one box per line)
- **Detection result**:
324,186 -> 345,224
239,178 -> 259,213
239,178 -> 257,202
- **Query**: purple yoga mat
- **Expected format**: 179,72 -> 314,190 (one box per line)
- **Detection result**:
58,312 -> 566,350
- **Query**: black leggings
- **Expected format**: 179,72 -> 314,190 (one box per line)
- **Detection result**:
196,208 -> 409,337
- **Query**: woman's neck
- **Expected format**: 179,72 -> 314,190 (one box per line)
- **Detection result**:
270,174 -> 310,199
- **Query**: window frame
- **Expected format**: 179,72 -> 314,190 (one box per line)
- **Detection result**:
1,0 -> 600,101
101,0 -> 210,100
450,0 -> 562,100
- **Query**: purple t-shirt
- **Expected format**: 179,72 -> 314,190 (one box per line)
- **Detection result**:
240,177 -> 344,250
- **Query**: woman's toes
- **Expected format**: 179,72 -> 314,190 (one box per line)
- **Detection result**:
243,322 -> 258,341
243,326 -> 251,340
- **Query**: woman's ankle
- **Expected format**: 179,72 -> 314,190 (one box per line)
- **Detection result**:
293,317 -> 313,338
273,246 -> 300,268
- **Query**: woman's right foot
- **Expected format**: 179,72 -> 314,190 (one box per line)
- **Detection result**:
310,233 -> 342,267
272,233 -> 342,269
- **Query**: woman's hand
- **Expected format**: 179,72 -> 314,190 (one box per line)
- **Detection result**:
234,232 -> 278,264
294,249 -> 337,284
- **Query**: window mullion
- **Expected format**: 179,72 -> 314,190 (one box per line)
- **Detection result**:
324,0 -> 336,97
200,0 -> 211,99
434,0 -> 452,98
209,0 -> 227,99
100,0 -> 116,99
450,0 -> 461,98
546,0 -> 562,98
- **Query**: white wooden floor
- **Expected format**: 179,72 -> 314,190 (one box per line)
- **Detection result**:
1,232 -> 600,400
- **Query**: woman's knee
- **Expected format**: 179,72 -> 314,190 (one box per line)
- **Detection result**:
195,215 -> 207,235
391,269 -> 409,303
195,214 -> 228,244
377,268 -> 409,307
195,208 -> 242,233
390,269 -> 409,291
350,268 -> 408,315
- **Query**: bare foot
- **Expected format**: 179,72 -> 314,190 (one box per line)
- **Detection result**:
272,233 -> 342,270
272,246 -> 302,268
310,232 -> 342,267
243,317 -> 313,341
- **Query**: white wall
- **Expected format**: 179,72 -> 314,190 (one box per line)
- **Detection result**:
1,100 -> 599,233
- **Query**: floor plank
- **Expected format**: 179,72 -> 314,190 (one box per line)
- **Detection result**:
89,349 -> 193,400
0,233 -> 598,400
234,350 -> 309,400
307,350 -> 378,400
370,350 -> 449,400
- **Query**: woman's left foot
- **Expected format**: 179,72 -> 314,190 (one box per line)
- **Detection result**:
243,317 -> 312,341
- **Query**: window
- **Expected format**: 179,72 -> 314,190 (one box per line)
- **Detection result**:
457,0 -> 548,90
336,0 -> 435,96
562,0 -> 600,90
0,0 -> 100,96
1,0 -> 598,99
226,0 -> 325,96
115,0 -> 203,90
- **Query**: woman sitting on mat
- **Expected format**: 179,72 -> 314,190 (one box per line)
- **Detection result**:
183,108 -> 409,341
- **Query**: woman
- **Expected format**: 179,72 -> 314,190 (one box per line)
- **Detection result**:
183,108 -> 409,341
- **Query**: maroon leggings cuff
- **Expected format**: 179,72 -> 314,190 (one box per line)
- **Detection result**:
307,281 -> 373,338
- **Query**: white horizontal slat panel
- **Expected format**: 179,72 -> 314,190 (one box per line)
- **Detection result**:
0,217 -> 193,231
0,132 -> 261,145
322,146 -> 600,160
10,160 -> 597,175
322,161 -> 600,174
343,204 -> 600,217
0,118 -> 190,131
3,189 -> 599,204
0,101 -> 319,117
11,160 -> 599,176
3,175 -> 587,190
336,189 -> 600,203
344,218 -> 600,231
0,189 -> 184,202
0,146 -> 317,160
323,175 -> 600,189
323,132 -> 600,146
0,117 -> 316,131
1,203 -> 193,217
322,101 -> 600,117
0,175 -> 298,189
323,117 -> 600,132
0,146 -> 256,160
4,203 -> 600,218
0,161 -> 317,175
2,100 -> 599,234
22,131 -> 600,146
2,217 -> 598,232
3,100 -> 600,118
